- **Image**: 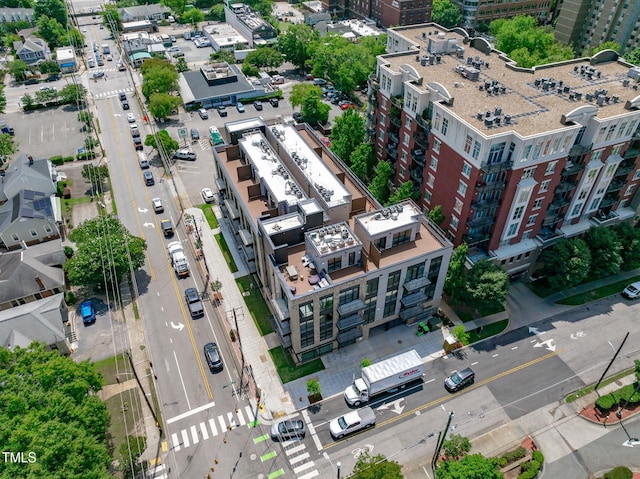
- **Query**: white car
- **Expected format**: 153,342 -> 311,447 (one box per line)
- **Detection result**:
106,55 -> 113,61
127,113 -> 135,123
622,281 -> 640,299
201,188 -> 215,204
151,198 -> 163,213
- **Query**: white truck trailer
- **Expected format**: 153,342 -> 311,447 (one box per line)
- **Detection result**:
344,349 -> 424,406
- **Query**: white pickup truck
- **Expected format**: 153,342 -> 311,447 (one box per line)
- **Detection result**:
329,406 -> 376,439
167,241 -> 189,277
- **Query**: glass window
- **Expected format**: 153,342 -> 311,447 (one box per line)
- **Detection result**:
374,236 -> 387,250
406,262 -> 426,281
386,270 -> 401,291
454,198 -> 463,213
472,141 -> 481,159
522,167 -> 536,178
430,156 -> 438,171
591,149 -> 603,161
462,163 -> 471,178
403,133 -> 410,146
507,222 -> 518,236
427,173 -> 435,188
299,301 -> 313,319
363,297 -> 376,323
339,286 -> 360,305
526,214 -> 537,226
545,161 -> 557,174
328,256 -> 342,272
512,206 -> 524,220
625,185 -> 635,196
392,230 -> 411,246
488,143 -> 505,163
457,181 -> 468,196
319,314 -> 333,340
433,138 -> 441,153
464,135 -> 472,154
450,216 -> 459,230
442,118 -> 449,135
366,278 -> 379,297
539,180 -> 550,192
300,315 -> 315,347
319,295 -> 333,313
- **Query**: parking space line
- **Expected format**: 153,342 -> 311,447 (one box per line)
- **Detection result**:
261,451 -> 277,462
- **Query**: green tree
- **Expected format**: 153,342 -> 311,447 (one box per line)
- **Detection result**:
624,47 -> 640,66
428,204 -> 445,225
65,27 -> 85,50
0,343 -> 111,479
8,59 -> 29,81
330,107 -> 366,164
0,85 -> 6,114
542,237 -> 591,290
431,0 -> 462,28
0,133 -> 18,163
350,451 -> 402,479
101,4 -> 123,34
489,15 -> 573,68
590,41 -> 620,55
301,94 -> 330,124
65,215 -> 147,289
387,181 -> 416,205
445,243 -> 468,303
583,226 -> 622,278
451,324 -> 470,346
145,129 -> 179,157
211,49 -> 236,64
81,164 -> 109,194
85,136 -> 98,151
181,7 -> 205,25
244,46 -> 283,70
38,60 -> 61,74
442,434 -> 472,460
613,223 -> 640,270
276,23 -> 318,69
59,83 -> 87,104
78,111 -> 93,131
176,57 -> 190,72
242,62 -> 260,77
162,0 -> 187,15
34,87 -> 58,103
349,142 -> 376,181
141,58 -> 179,99
207,4 -> 225,21
21,93 -> 34,109
437,454 -> 502,479
466,260 -> 509,308
368,161 -> 392,205
148,92 -> 181,121
3,19 -> 33,33
289,83 -> 322,108
34,0 -> 68,27
119,436 -> 147,479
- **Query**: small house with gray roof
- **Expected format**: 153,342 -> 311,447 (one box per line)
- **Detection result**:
119,4 -> 169,22
0,189 -> 61,250
13,28 -> 48,64
0,155 -> 58,203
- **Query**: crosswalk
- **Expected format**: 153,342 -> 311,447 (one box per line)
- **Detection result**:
282,438 -> 319,479
170,405 -> 257,452
146,463 -> 168,479
93,87 -> 135,99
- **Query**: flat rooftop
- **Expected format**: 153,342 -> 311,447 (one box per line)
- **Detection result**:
357,201 -> 422,236
384,26 -> 640,137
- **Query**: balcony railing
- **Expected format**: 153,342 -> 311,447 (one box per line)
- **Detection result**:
615,163 -> 635,177
551,195 -> 570,209
599,196 -> 617,208
562,162 -> 582,176
569,143 -> 592,157
337,299 -> 365,316
388,131 -> 399,145
555,181 -> 576,194
337,313 -> 364,331
468,216 -> 496,228
416,114 -> 431,134
404,276 -> 431,292
412,151 -> 426,167
464,231 -> 491,244
401,291 -> 428,307
471,197 -> 500,209
606,180 -> 625,192
481,161 -> 512,174
414,132 -> 429,150
624,148 -> 640,160
389,114 -> 402,127
410,168 -> 423,182
391,95 -> 404,109
475,180 -> 505,194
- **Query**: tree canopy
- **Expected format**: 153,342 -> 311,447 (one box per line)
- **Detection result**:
431,0 -> 462,28
148,92 -> 181,121
81,164 -> 109,194
276,23 -> 319,70
140,58 -> 179,100
583,226 -> 622,278
542,237 -> 591,290
301,94 -> 330,125
330,107 -> 366,165
64,215 -> 147,289
368,161 -> 393,204
387,181 -> 417,205
0,343 -> 111,479
437,454 -> 502,479
350,451 -> 403,479
613,223 -> 640,270
243,46 -> 283,71
490,15 -> 574,68
289,83 -> 322,109
444,243 -> 468,303
145,129 -> 179,157
624,48 -> 640,66
349,142 -> 376,182
33,0 -> 68,27
465,259 -> 509,308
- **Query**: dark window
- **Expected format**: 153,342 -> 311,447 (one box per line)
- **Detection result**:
319,294 -> 333,313
348,251 -> 356,265
427,256 -> 442,282
363,297 -> 377,323
300,316 -> 314,347
387,271 -> 401,291
392,230 -> 411,246
406,262 -> 425,281
319,314 -> 333,340
374,237 -> 387,250
328,256 -> 342,272
366,278 -> 379,298
339,286 -> 360,305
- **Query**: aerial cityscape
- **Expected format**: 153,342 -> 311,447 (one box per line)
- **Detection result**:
0,0 -> 639,478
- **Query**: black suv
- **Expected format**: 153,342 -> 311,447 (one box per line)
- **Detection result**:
253,100 -> 263,111
204,342 -> 223,372
444,367 -> 475,392
269,98 -> 279,107
185,287 -> 204,317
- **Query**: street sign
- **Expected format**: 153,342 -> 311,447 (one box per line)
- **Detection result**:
178,127 -> 187,138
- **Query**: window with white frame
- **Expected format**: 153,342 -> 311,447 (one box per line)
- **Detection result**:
571,203 -> 583,216
506,223 -> 518,236
378,128 -> 385,141
453,198 -> 463,213
442,117 -> 449,135
380,113 -> 386,125
512,206 -> 524,220
633,169 -> 640,180
427,173 -> 435,187
619,122 -> 628,138
533,198 -> 543,209
424,190 -> 432,203
586,169 -> 598,183
522,167 -> 536,178
30,229 -> 37,237
597,126 -> 607,142
450,215 -> 459,230
430,156 -> 438,171
606,124 -> 616,141
403,132 -> 410,146
521,145 -> 532,161
401,150 -> 407,163
517,189 -> 529,203
526,214 -> 537,226
625,185 -> 635,196
464,135 -> 472,154
591,149 -> 604,161
457,180 -> 467,196
539,180 -> 550,192
405,116 -> 412,129
627,121 -> 638,136
589,198 -> 600,210
433,113 -> 441,130
604,163 -> 616,177
578,188 -> 588,200
472,141 -> 481,159
611,144 -> 623,156
462,162 -> 471,178
545,161 -> 557,175
551,138 -> 560,154
433,138 -> 441,153
399,165 -> 406,177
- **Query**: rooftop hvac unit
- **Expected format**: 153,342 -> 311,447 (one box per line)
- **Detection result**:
477,112 -> 483,120
504,115 -> 512,124
338,240 -> 345,248
391,213 -> 399,220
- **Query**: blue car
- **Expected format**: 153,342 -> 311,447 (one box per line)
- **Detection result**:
80,301 -> 96,324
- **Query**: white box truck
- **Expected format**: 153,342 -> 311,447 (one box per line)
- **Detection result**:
167,241 -> 190,277
344,349 -> 424,406
329,406 -> 376,439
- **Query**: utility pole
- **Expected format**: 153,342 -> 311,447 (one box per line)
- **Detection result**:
431,411 -> 454,473
595,332 -> 628,395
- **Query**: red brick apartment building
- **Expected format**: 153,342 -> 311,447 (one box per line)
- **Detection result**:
322,0 -> 432,28
367,24 -> 640,276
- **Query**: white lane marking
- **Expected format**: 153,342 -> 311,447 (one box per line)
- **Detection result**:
190,425 -> 199,444
166,401 -> 216,424
289,452 -> 310,464
218,415 -> 226,432
173,350 -> 191,410
236,408 -> 246,426
200,422 -> 209,440
227,412 -> 237,429
208,418 -> 218,436
181,429 -> 190,448
171,433 -> 180,452
285,444 -> 305,456
298,471 -> 320,479
293,462 -> 315,474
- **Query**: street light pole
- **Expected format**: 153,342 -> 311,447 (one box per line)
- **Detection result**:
336,461 -> 341,479
616,410 -> 639,445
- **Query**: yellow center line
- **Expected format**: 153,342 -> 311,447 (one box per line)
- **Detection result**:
322,350 -> 560,450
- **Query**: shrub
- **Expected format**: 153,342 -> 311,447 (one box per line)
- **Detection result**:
595,393 -> 617,411
50,155 -> 64,165
76,152 -> 96,161
229,329 -> 236,342
603,466 -> 633,479
497,457 -> 508,468
532,450 -> 544,464
306,378 -> 321,396
64,290 -> 76,305
64,246 -> 74,258
501,446 -> 527,464
517,468 -> 539,479
64,156 -> 75,162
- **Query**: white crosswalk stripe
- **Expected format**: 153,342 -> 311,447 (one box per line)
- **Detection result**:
200,422 -> 209,440
93,88 -> 135,99
218,415 -> 226,432
180,429 -> 190,448
289,452 -> 310,464
208,418 -> 218,436
281,427 -> 319,478
147,463 -> 168,478
236,408 -> 246,426
190,425 -> 199,444
227,412 -> 237,429
298,471 -> 320,479
245,405 -> 255,422
293,462 -> 315,474
171,433 -> 180,452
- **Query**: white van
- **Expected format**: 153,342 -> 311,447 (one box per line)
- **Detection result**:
138,151 -> 150,169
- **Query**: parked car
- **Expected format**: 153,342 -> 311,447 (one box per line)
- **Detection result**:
143,170 -> 154,185
184,287 -> 204,317
218,105 -> 227,117
198,108 -> 208,119
201,188 -> 215,203
236,102 -> 245,113
133,136 -> 142,150
320,137 -> 331,148
45,74 -> 60,82
444,367 -> 475,392
253,100 -> 263,111
92,71 -> 105,79
97,58 -> 104,66
269,98 -> 279,107
106,55 -> 113,61
127,113 -> 135,123
170,35 -> 177,42
622,281 -> 640,299
312,78 -> 327,85
161,219 -> 174,237
340,103 -> 355,110
173,149 -> 197,161
152,198 -> 163,213
79,300 -> 96,324
204,342 -> 223,371
190,128 -> 200,141
270,420 -> 305,440
88,58 -> 95,68
292,112 -> 303,123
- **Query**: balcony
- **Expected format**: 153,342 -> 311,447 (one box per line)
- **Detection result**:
555,181 -> 576,194
592,210 -> 620,225
337,298 -> 365,316
368,74 -> 380,92
389,113 -> 402,128
606,180 -> 625,192
416,114 -> 431,135
414,132 -> 429,150
623,147 -> 640,160
551,195 -> 570,209
337,313 -> 364,331
536,227 -> 563,244
481,161 -> 512,174
337,328 -> 363,344
465,231 -> 491,244
388,131 -> 399,145
404,275 -> 431,292
569,143 -> 592,157
475,180 -> 505,194
599,195 -> 617,208
410,168 -> 423,182
615,162 -> 635,177
386,146 -> 398,161
468,216 -> 496,228
391,95 -> 404,109
412,150 -> 426,167
399,304 -> 421,321
562,162 -> 582,176
367,111 -> 377,123
472,196 -> 500,209
401,291 -> 428,307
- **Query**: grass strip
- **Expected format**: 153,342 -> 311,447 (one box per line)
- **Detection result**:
269,346 -> 324,384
